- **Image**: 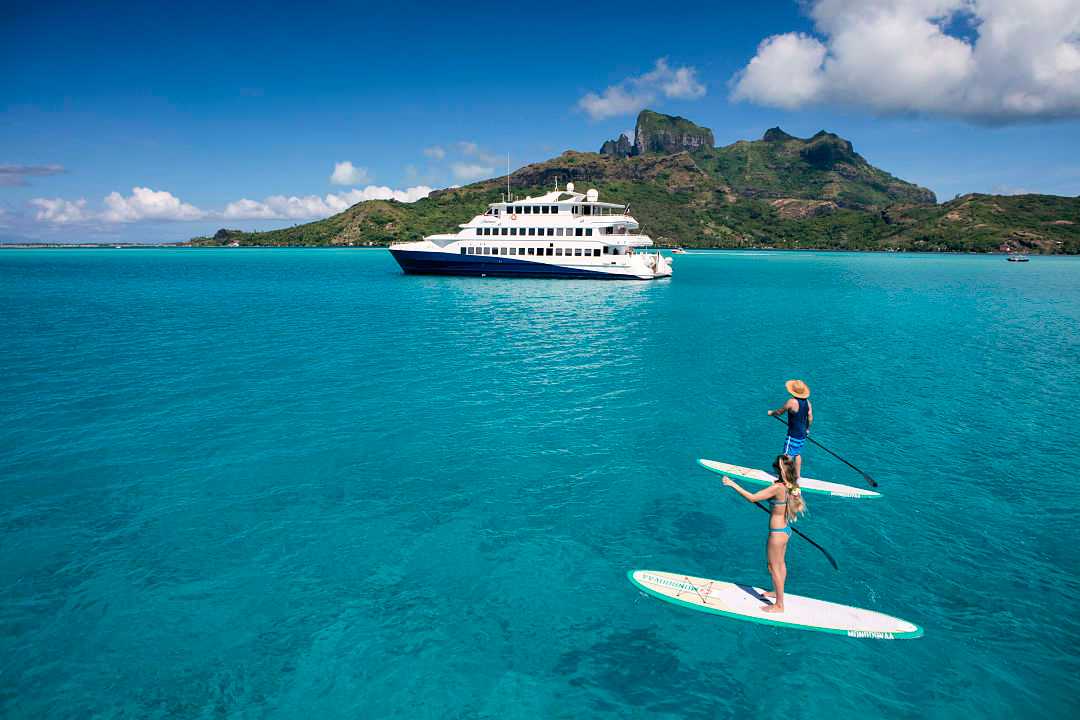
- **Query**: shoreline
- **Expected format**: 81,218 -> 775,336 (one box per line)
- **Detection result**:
0,244 -> 1069,256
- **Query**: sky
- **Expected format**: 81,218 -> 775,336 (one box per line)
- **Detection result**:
2,0 -> 1079,244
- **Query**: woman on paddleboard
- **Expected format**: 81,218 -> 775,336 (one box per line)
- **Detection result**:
768,379 -> 812,480
722,455 -> 806,613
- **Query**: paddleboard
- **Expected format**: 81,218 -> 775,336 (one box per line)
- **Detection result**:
628,570 -> 922,639
698,458 -> 881,499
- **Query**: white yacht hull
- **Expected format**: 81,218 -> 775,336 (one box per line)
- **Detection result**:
389,244 -> 671,280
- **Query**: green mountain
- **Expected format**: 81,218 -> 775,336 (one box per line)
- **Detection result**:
193,111 -> 1079,253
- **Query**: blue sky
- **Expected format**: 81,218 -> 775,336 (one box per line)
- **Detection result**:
2,0 -> 1079,243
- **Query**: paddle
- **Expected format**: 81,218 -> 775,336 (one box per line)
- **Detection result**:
751,500 -> 838,571
771,414 -> 879,488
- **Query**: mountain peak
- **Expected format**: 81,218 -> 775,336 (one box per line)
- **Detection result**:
762,127 -> 795,142
599,109 -> 714,157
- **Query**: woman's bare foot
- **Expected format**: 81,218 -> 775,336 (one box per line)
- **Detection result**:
761,590 -> 776,598
761,604 -> 785,613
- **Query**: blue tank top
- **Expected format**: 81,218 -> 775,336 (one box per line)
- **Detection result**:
787,398 -> 809,439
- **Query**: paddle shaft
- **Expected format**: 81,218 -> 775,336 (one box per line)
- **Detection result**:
771,413 -> 878,488
753,501 -> 838,570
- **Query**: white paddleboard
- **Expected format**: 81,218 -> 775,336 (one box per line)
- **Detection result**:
629,570 -> 922,639
698,458 -> 881,499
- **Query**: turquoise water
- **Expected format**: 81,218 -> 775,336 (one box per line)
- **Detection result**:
1,249 -> 1078,718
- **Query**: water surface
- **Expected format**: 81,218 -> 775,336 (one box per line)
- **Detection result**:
1,249 -> 1077,718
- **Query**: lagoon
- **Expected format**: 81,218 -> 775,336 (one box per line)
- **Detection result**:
1,249 -> 1077,718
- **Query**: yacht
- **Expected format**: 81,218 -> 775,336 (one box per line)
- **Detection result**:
388,182 -> 672,280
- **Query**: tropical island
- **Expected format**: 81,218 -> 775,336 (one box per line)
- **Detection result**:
192,110 -> 1079,254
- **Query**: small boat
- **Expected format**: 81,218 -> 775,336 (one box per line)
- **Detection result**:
671,248 -> 687,254
1006,254 -> 1030,262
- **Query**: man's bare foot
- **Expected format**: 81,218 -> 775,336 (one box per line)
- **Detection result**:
762,604 -> 785,613
761,590 -> 776,598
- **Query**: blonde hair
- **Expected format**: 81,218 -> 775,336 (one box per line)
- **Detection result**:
774,454 -> 807,524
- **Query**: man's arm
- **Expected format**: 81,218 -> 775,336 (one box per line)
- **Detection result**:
807,400 -> 814,428
768,398 -> 796,417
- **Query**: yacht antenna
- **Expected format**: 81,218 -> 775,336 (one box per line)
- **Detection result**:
506,153 -> 511,202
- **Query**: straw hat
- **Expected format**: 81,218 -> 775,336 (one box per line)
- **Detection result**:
785,379 -> 810,399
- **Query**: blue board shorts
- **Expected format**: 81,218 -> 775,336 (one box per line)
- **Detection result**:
783,435 -> 806,457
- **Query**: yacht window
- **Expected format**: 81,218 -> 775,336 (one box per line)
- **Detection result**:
550,205 -> 558,213
602,246 -> 609,254
511,248 -> 518,255
546,248 -> 554,256
527,228 -> 535,236
555,228 -> 562,236
575,228 -> 583,237
501,228 -> 508,236
574,248 -> 582,256
527,248 -> 534,255
586,229 -> 593,236
554,248 -> 562,256
460,247 -> 466,255
526,206 -> 534,214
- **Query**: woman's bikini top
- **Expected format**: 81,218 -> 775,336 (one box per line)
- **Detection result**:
768,484 -> 788,509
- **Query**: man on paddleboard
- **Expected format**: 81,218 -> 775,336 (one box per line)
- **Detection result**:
768,380 -> 812,479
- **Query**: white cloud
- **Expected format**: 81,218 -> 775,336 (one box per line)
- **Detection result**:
451,163 -> 494,182
456,141 -> 501,166
578,58 -> 707,120
101,187 -> 206,222
221,198 -> 281,219
423,146 -> 446,160
329,161 -> 371,185
30,197 -> 92,224
731,0 -> 1080,123
31,181 -> 434,227
223,185 -> 434,220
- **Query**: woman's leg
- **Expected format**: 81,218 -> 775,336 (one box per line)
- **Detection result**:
763,534 -> 789,612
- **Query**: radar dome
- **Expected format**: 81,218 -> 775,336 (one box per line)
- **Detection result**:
566,182 -> 575,192
586,188 -> 599,202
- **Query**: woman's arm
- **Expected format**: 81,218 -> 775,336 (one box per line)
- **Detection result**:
722,477 -> 780,503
